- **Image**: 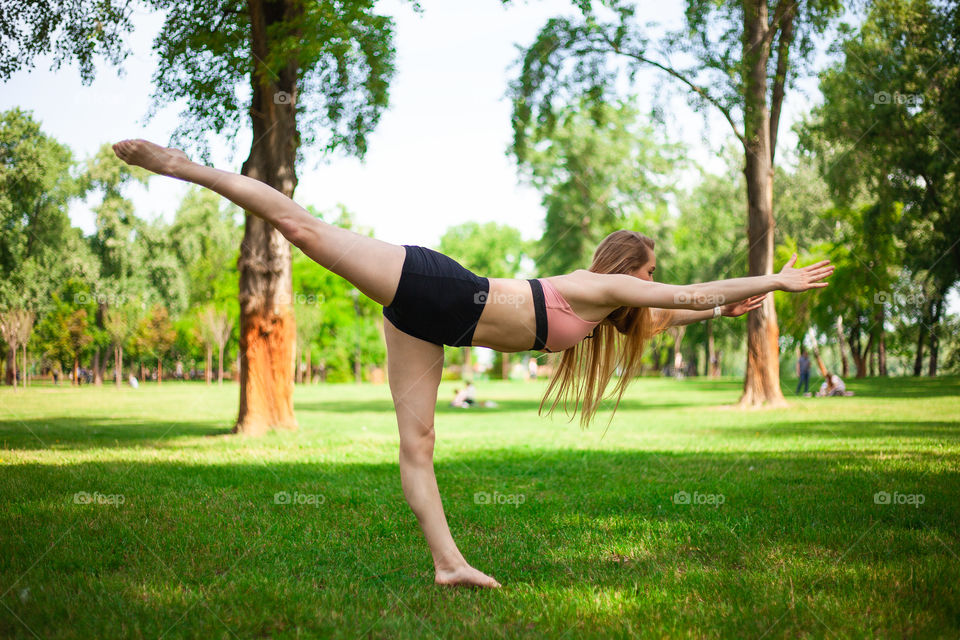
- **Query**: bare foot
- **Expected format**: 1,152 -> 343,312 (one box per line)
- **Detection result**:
111,139 -> 190,177
435,564 -> 502,588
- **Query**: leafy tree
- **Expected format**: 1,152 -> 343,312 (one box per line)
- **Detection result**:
0,108 -> 79,384
801,0 -> 960,376
2,0 -> 406,434
671,151 -> 747,376
133,304 -> 176,384
511,0 -> 843,406
514,99 -> 681,276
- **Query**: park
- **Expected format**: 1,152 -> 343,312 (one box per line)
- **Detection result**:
2,0 -> 959,637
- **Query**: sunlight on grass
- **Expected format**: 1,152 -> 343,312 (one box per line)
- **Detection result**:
1,376 -> 958,638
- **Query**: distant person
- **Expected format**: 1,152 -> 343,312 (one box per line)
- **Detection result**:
450,387 -> 470,408
128,374 -> 139,389
528,357 -> 538,380
464,381 -> 477,406
113,137 -> 833,588
816,372 -> 852,397
796,349 -> 811,395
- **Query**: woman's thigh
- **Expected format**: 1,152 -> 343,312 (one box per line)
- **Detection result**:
296,220 -> 407,307
383,318 -> 444,440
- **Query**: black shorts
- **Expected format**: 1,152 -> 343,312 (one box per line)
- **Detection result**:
383,245 -> 490,347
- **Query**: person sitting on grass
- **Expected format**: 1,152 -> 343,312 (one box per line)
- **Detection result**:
112,138 -> 833,589
816,372 -> 853,397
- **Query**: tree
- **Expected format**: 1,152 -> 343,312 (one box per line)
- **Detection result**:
2,1 -> 404,434
513,99 -> 681,276
511,0 -> 842,405
0,310 -> 35,388
134,305 -> 176,384
672,150 -> 748,376
801,0 -> 960,376
0,108 -> 79,384
200,306 -> 234,385
81,143 -> 152,384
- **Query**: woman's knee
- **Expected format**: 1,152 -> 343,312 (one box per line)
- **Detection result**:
399,425 -> 435,464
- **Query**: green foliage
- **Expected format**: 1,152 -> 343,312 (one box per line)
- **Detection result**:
0,0 -> 135,83
292,206 -> 384,381
802,0 -> 960,301
515,100 -> 683,274
439,222 -> 528,278
0,108 -> 79,312
144,0 -> 403,159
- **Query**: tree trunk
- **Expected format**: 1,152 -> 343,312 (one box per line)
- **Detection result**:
4,345 -> 14,386
835,316 -> 849,377
739,0 -> 785,407
73,357 -> 79,385
463,347 -> 473,381
305,348 -> 312,384
115,345 -> 122,387
93,348 -> 103,386
21,343 -> 27,388
206,344 -> 213,385
218,342 -> 226,385
705,318 -> 715,378
157,358 -> 163,385
234,0 -> 301,435
501,352 -> 510,380
928,297 -> 941,377
913,322 -> 925,376
878,327 -> 887,377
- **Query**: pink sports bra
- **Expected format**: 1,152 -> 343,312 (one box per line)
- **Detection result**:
539,278 -> 601,352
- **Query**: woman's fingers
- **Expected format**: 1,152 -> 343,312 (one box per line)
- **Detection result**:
803,259 -> 831,270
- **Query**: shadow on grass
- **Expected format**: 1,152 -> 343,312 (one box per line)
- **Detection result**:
2,448 -> 959,638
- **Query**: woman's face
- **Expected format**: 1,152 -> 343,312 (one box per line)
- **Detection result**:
631,253 -> 656,281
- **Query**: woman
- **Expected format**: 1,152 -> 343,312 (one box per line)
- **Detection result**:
112,139 -> 833,588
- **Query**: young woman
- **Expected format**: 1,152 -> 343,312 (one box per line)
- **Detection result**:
112,139 -> 833,588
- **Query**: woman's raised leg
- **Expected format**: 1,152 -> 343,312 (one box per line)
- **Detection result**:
112,139 -> 405,306
383,318 -> 501,588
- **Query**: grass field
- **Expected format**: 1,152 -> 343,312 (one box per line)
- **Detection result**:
1,376 -> 959,638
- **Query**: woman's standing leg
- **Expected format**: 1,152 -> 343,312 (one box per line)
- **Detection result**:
383,319 -> 501,588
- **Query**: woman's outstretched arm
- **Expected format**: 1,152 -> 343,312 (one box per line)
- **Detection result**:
655,294 -> 766,326
605,255 -> 832,311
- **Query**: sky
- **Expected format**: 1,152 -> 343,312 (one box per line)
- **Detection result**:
1,0 -> 824,249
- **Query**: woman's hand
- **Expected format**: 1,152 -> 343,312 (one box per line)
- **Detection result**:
778,254 -> 833,292
722,294 -> 766,317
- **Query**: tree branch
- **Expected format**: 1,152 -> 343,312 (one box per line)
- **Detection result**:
594,31 -> 746,145
769,5 -> 796,166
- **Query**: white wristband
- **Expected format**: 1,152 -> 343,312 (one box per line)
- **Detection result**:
713,306 -> 722,318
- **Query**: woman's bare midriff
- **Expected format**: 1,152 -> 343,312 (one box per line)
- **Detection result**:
471,271 -> 617,352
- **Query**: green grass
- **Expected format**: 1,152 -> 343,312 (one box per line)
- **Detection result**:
1,376 -> 959,638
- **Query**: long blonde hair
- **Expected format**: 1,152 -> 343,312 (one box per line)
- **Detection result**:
539,230 -> 673,429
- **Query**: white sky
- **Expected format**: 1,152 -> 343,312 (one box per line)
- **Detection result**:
1,0 -> 824,248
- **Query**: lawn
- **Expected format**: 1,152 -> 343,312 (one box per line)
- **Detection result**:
1,376 -> 959,638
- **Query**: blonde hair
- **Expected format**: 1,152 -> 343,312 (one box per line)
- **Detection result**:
539,230 -> 673,429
